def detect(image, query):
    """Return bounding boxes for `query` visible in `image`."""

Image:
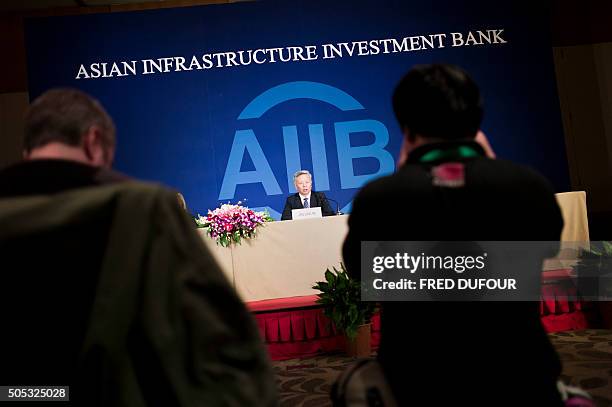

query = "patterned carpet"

[273,329,612,406]
[554,330,612,406]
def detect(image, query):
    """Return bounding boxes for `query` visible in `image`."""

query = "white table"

[200,191,589,301]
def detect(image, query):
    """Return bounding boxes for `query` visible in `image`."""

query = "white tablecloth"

[200,191,589,301]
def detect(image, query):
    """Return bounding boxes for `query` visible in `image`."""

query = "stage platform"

[201,191,594,360]
[247,295,380,361]
[249,269,601,361]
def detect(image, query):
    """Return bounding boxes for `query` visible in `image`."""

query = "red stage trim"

[540,269,598,333]
[248,295,381,361]
[251,270,598,361]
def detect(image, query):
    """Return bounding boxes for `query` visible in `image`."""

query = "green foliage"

[586,241,612,257]
[575,241,612,299]
[260,209,275,223]
[312,263,375,340]
[577,241,612,264]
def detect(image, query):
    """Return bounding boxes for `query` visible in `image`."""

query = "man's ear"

[475,130,496,158]
[404,127,417,143]
[396,129,413,169]
[82,126,107,166]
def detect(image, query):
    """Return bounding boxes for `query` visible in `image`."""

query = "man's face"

[294,174,312,195]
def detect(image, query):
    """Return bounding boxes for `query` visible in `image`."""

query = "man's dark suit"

[281,191,335,220]
[342,141,564,406]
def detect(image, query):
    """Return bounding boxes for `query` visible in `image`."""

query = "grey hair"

[293,170,312,183]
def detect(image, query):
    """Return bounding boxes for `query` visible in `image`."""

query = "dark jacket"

[342,141,564,406]
[281,191,335,220]
[0,168,277,406]
[0,159,129,197]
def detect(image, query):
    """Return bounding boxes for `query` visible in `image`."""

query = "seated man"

[281,170,335,220]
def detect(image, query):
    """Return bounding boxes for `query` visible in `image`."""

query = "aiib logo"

[218,81,395,218]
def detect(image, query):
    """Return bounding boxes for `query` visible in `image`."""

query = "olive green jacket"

[0,182,277,407]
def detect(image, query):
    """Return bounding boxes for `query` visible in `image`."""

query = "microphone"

[325,197,344,216]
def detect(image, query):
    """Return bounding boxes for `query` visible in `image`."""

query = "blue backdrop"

[25,0,568,218]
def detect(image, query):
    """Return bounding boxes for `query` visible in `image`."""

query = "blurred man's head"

[392,64,483,165]
[23,88,116,168]
[293,170,312,196]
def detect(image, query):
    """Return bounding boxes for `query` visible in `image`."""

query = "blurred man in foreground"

[0,88,277,406]
[343,64,565,406]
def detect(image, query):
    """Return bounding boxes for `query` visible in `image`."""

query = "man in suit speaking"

[281,170,335,220]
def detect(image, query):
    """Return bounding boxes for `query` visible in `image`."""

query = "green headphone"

[418,145,482,163]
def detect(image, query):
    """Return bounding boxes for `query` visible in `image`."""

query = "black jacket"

[281,191,335,220]
[343,141,564,406]
[0,159,129,197]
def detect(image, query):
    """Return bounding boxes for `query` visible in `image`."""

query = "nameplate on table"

[292,207,322,220]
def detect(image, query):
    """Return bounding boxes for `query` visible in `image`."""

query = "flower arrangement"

[195,202,273,247]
